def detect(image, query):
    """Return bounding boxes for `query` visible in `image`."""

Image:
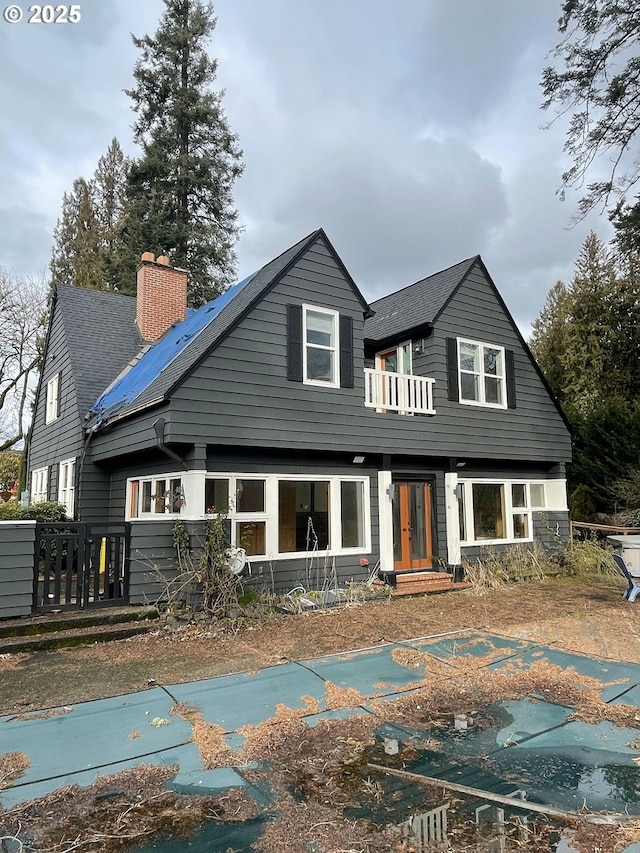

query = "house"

[27,229,571,600]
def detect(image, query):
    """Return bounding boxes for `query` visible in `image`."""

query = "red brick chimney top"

[136,253,188,343]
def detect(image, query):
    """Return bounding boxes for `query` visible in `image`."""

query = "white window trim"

[302,304,340,388]
[457,479,555,546]
[374,340,413,375]
[58,457,76,517]
[457,338,507,409]
[126,471,371,560]
[45,373,60,424]
[129,474,186,518]
[31,467,48,503]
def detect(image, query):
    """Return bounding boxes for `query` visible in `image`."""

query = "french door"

[392,481,433,571]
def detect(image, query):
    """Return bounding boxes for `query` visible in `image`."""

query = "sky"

[0,0,615,337]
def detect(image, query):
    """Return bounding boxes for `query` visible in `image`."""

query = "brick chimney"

[136,253,188,342]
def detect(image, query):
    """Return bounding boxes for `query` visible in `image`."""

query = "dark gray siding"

[129,521,178,605]
[0,522,36,618]
[27,302,83,508]
[115,449,379,594]
[422,268,571,461]
[149,246,568,465]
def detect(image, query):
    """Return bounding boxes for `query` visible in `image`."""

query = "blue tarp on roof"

[87,272,256,427]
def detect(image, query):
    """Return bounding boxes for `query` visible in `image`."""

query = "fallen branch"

[367,763,632,825]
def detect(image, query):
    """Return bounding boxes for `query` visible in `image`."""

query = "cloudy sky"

[1,0,614,335]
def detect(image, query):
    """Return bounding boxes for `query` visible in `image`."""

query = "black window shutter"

[446,338,459,401]
[286,304,303,382]
[339,315,354,388]
[505,349,516,408]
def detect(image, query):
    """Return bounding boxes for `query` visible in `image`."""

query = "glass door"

[392,482,433,570]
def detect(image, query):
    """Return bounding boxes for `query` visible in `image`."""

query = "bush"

[569,484,598,522]
[0,501,69,523]
[563,540,619,579]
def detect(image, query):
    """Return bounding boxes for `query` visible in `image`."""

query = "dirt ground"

[1,577,639,715]
[1,577,640,853]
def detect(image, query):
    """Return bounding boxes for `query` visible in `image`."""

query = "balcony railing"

[364,368,436,416]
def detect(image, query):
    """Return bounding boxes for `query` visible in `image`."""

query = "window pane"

[236,479,265,513]
[513,513,529,539]
[341,481,364,548]
[306,310,335,346]
[511,484,526,508]
[169,478,183,513]
[484,376,503,405]
[380,349,398,372]
[458,485,466,542]
[130,481,139,518]
[460,372,479,401]
[459,342,479,372]
[278,481,329,552]
[530,484,545,507]
[484,347,502,376]
[307,347,334,382]
[236,521,265,556]
[472,483,505,539]
[154,479,166,513]
[205,479,229,514]
[142,481,152,513]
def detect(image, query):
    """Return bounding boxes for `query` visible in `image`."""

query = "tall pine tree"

[124,0,244,307]
[93,138,131,292]
[49,140,131,292]
[50,178,103,290]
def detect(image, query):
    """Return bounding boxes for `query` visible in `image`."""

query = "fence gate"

[33,522,130,611]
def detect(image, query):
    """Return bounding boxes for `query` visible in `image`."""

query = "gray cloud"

[0,0,615,336]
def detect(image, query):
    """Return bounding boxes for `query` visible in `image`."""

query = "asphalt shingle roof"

[364,256,478,343]
[85,229,322,429]
[56,285,141,419]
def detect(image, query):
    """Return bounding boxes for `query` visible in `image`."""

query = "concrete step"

[0,606,160,654]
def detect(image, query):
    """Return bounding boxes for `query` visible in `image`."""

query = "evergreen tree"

[49,140,131,292]
[530,231,640,511]
[529,280,570,402]
[93,138,131,292]
[562,233,619,407]
[50,178,103,290]
[124,0,244,307]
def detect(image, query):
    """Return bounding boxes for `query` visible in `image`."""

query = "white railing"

[364,368,436,415]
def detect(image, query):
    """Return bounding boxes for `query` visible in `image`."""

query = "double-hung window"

[458,339,506,407]
[31,467,48,503]
[303,305,339,386]
[45,373,60,423]
[58,458,76,517]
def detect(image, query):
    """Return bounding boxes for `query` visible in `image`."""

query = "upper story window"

[376,341,412,375]
[457,339,506,408]
[31,467,48,503]
[303,305,339,386]
[45,373,60,424]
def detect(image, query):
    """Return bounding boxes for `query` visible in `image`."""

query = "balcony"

[364,368,436,416]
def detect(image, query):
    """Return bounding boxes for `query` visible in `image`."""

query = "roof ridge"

[369,255,478,306]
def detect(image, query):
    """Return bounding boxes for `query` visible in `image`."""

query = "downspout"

[153,417,188,470]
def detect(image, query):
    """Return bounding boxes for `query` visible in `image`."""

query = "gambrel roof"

[364,256,477,344]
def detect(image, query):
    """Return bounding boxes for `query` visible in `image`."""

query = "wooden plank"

[367,763,632,825]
